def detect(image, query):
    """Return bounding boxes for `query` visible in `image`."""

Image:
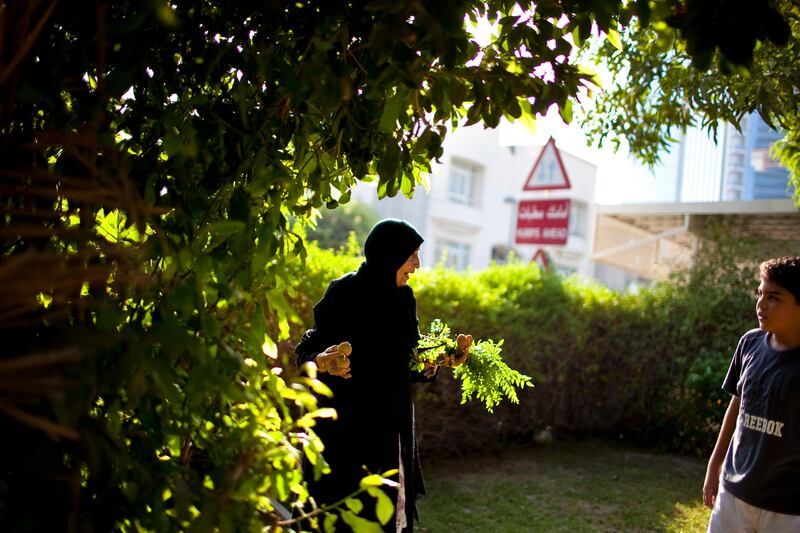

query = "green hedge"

[283,241,755,457]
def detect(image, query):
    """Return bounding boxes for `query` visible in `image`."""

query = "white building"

[357,124,599,278]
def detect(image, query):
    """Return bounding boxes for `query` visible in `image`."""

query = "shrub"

[285,239,766,457]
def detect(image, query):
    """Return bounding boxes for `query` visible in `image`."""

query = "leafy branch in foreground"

[287,469,398,533]
[413,320,532,412]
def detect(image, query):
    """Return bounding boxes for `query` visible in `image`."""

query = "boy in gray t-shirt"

[703,256,800,532]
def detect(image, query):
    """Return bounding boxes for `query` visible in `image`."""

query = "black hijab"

[357,219,424,292]
[351,219,424,354]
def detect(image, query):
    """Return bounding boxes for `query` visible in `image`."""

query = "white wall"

[423,125,523,269]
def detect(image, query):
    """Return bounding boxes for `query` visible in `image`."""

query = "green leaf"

[261,334,278,360]
[366,487,395,525]
[377,143,400,184]
[559,99,573,124]
[229,186,250,222]
[310,406,337,418]
[606,29,623,51]
[571,26,582,47]
[379,90,406,133]
[577,65,603,89]
[206,220,246,240]
[359,474,386,488]
[345,497,364,514]
[400,173,414,198]
[340,510,383,533]
[506,97,522,119]
[517,108,537,135]
[324,514,339,532]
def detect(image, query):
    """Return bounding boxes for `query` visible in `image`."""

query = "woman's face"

[396,247,421,287]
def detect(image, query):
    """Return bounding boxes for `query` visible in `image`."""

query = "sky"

[465,13,682,205]
[497,108,681,205]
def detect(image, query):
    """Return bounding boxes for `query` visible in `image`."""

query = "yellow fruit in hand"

[456,334,472,352]
[338,341,352,356]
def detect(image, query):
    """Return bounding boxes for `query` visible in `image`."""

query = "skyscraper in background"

[678,112,792,203]
[742,113,792,199]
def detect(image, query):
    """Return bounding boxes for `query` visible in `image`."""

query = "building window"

[435,240,471,270]
[491,244,512,264]
[448,158,483,207]
[555,264,577,277]
[569,201,586,238]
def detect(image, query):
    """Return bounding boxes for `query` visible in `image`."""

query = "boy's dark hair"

[760,256,800,303]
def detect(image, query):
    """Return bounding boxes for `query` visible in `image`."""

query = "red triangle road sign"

[523,137,571,191]
[531,248,550,270]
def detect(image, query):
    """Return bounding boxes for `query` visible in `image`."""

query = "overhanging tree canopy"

[581,0,800,202]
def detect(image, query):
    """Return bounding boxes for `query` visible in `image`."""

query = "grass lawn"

[416,440,709,533]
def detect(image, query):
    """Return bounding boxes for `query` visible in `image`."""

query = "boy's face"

[756,279,800,339]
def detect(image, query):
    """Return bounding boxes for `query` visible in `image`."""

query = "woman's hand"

[443,334,472,368]
[315,342,352,378]
[422,361,439,378]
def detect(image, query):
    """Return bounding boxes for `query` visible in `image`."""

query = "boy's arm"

[703,395,740,509]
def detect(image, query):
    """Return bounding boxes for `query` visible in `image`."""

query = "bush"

[285,239,763,457]
[306,202,380,251]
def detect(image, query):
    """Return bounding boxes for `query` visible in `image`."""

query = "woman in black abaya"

[295,219,468,532]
